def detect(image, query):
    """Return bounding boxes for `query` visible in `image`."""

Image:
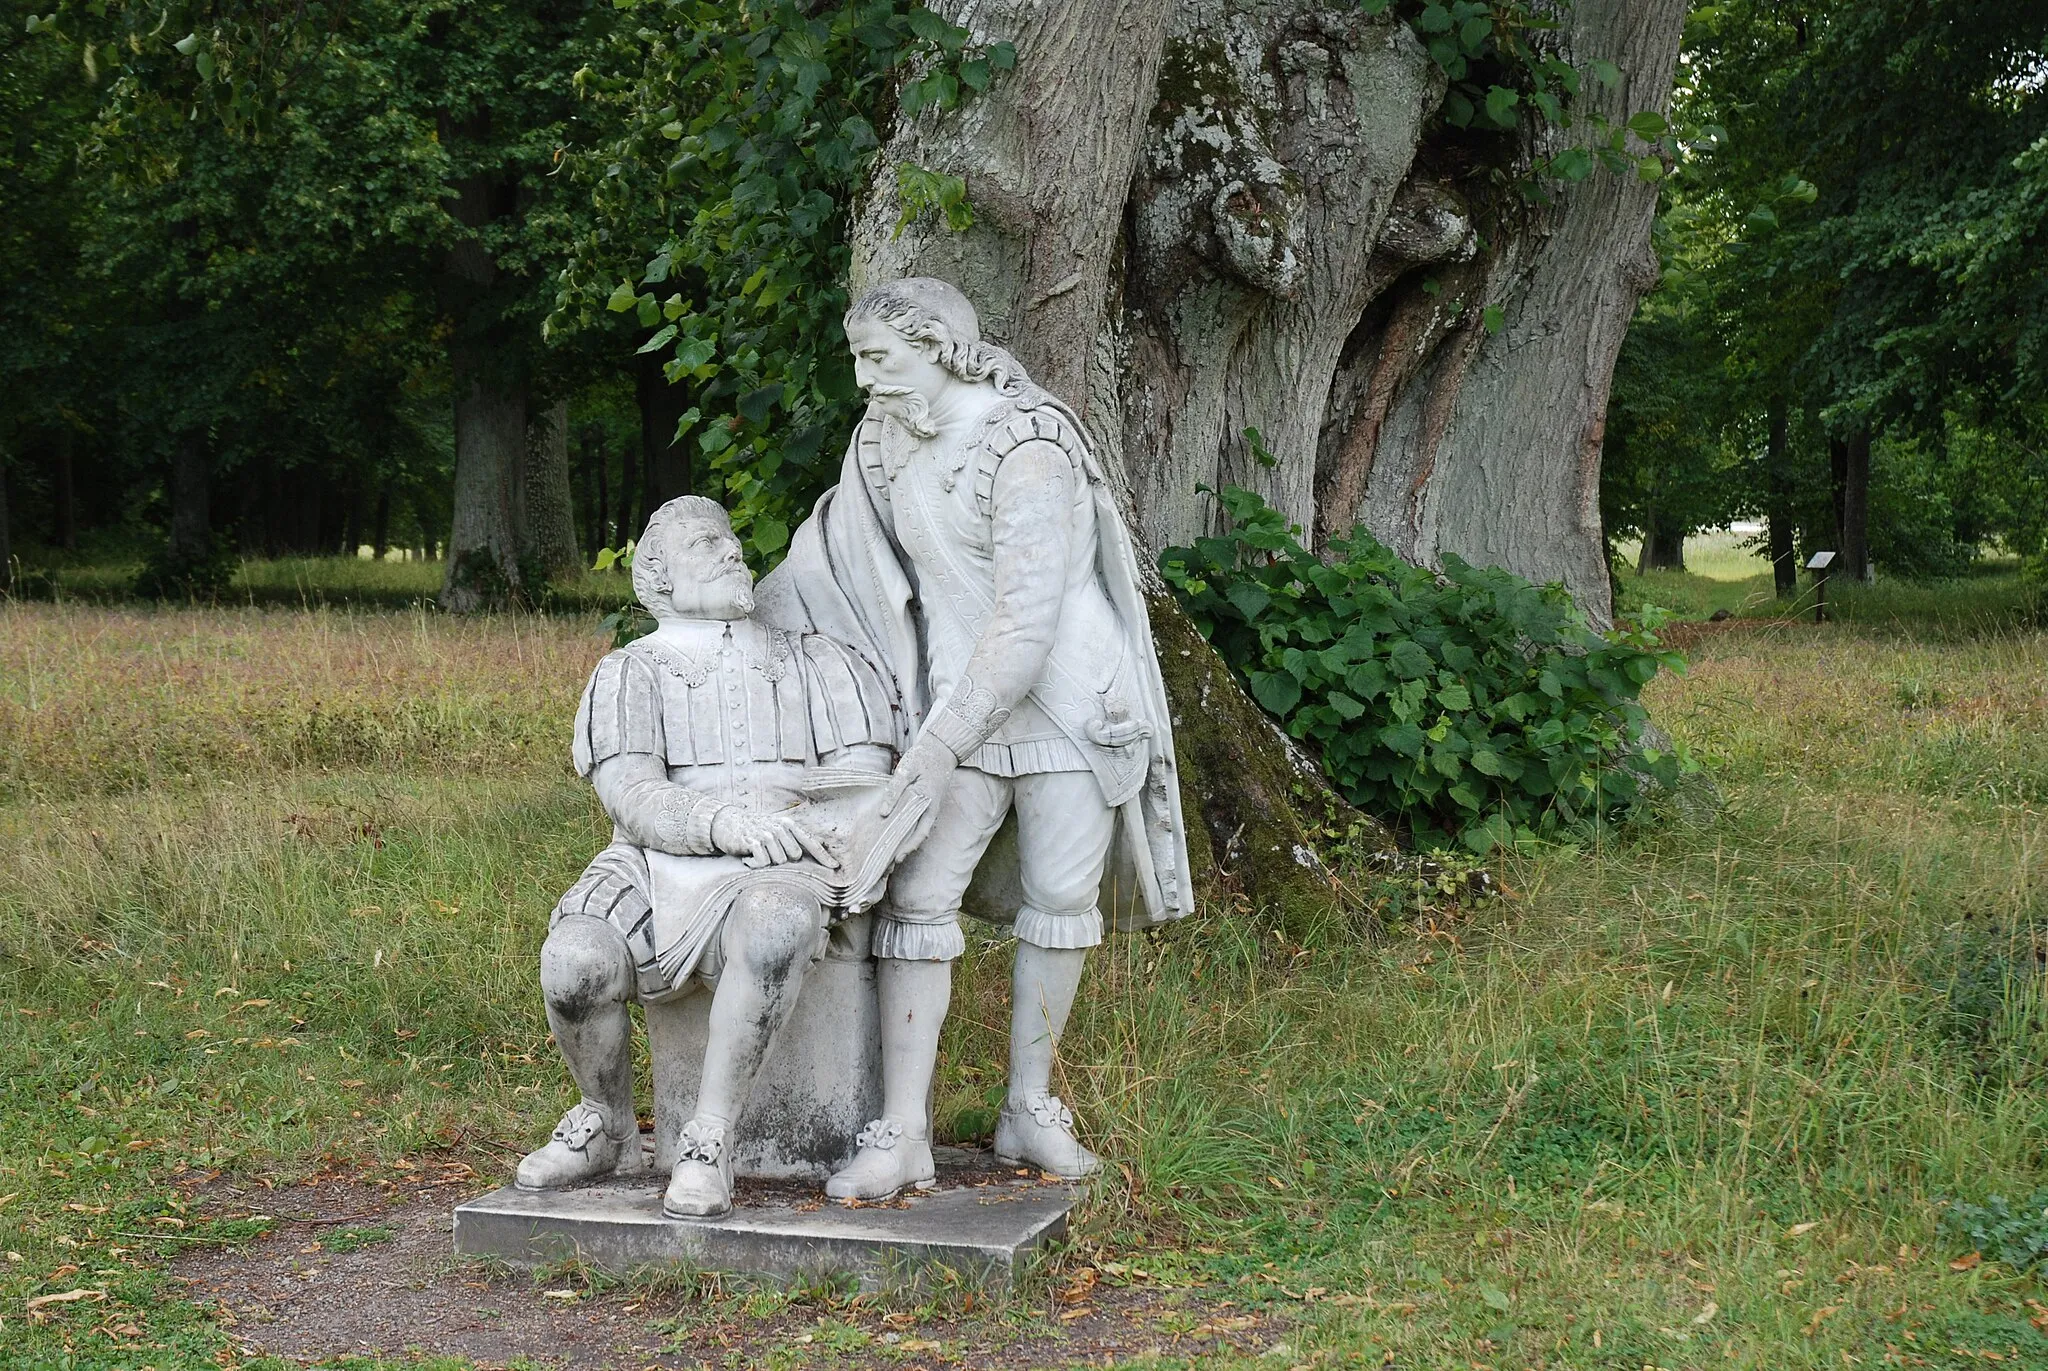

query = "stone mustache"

[523,277,1192,1218]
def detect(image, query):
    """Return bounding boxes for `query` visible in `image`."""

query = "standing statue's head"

[844,277,1033,438]
[633,496,755,623]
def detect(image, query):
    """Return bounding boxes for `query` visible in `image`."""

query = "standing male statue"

[520,496,900,1218]
[757,278,1194,1201]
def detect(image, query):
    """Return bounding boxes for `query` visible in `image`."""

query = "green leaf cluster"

[1162,486,1691,853]
[554,2,1009,566]
[1939,1189,2048,1275]
[1363,0,1674,205]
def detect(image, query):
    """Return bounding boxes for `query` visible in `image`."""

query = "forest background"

[1,0,2044,608]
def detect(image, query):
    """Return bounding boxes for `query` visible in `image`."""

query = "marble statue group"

[517,277,1193,1219]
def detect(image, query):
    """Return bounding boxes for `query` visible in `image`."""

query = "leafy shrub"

[1161,486,1689,851]
[1939,1188,2048,1274]
[131,535,238,601]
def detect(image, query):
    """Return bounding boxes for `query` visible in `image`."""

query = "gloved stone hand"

[878,732,958,853]
[711,807,837,868]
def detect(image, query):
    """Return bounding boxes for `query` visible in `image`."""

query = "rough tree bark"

[850,0,1684,901]
[1831,428,1872,583]
[439,110,547,612]
[522,399,584,580]
[859,0,1682,624]
[168,432,212,565]
[1636,517,1686,572]
[443,334,528,612]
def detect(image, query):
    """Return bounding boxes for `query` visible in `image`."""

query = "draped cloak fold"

[756,392,1195,933]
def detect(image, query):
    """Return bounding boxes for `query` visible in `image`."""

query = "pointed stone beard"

[864,386,937,440]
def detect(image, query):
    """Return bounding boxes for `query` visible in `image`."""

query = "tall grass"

[1,590,2045,1368]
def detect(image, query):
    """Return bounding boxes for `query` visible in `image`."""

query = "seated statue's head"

[633,496,755,623]
[844,277,1032,438]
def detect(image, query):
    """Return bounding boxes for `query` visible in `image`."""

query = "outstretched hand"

[712,808,838,869]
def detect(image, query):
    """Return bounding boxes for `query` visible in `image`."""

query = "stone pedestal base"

[647,919,881,1181]
[453,1165,1077,1288]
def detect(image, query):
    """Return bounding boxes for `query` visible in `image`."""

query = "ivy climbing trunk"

[850,0,1684,898]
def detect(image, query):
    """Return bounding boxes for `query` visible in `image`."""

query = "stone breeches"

[877,767,1115,961]
[550,843,682,1000]
[552,843,824,1001]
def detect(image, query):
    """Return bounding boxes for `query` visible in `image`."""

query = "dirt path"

[170,1175,1280,1369]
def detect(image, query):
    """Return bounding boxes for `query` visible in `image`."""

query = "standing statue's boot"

[994,1093,1099,1179]
[516,1100,645,1191]
[824,1118,937,1201]
[663,1116,735,1219]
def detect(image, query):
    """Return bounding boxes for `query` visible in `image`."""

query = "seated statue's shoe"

[515,1100,644,1191]
[662,1116,734,1220]
[823,1118,936,1201]
[994,1093,1099,1179]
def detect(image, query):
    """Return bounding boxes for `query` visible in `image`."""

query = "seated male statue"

[517,495,898,1219]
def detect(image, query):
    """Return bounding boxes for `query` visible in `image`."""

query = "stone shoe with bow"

[663,1116,735,1219]
[994,1093,1099,1178]
[515,1100,645,1191]
[823,1117,937,1201]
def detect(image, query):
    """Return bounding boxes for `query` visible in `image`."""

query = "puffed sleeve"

[800,634,900,757]
[571,649,666,777]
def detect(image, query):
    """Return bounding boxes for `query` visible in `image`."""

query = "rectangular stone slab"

[453,1172,1078,1288]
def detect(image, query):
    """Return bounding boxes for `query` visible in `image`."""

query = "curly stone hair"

[844,277,1036,397]
[632,495,732,613]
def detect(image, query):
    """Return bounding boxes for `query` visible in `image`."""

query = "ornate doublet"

[573,619,896,811]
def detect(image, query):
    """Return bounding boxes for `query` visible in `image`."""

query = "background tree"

[1605,0,2048,588]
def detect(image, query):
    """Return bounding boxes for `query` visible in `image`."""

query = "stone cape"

[754,384,1196,934]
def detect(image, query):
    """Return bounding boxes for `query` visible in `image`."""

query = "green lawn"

[29,550,635,614]
[2,571,2045,1368]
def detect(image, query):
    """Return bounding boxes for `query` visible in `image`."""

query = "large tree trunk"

[438,111,539,612]
[850,0,1684,889]
[637,349,694,507]
[168,431,212,565]
[1636,516,1686,572]
[857,0,1682,626]
[443,339,528,612]
[1831,427,1872,583]
[521,399,583,580]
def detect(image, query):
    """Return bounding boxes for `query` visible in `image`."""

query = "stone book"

[648,772,929,984]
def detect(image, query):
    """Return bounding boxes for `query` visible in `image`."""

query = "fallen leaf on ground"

[28,1289,107,1313]
[1950,1252,1983,1272]
[1693,1301,1718,1325]
[1786,1221,1819,1237]
[1803,1304,1840,1336]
